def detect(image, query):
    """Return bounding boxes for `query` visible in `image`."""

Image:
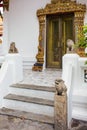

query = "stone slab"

[0,107,54,125]
[11,84,56,92]
[4,94,54,106]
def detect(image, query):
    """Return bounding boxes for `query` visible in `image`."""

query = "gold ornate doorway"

[32,0,86,71]
[46,13,74,68]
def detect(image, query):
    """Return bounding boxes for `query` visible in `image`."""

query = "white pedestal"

[5,53,23,83]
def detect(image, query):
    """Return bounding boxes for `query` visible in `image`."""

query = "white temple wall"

[2,0,87,69]
[3,0,50,69]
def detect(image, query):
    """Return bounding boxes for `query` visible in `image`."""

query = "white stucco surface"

[0,54,23,108]
[2,0,87,69]
[3,0,50,62]
[62,54,87,124]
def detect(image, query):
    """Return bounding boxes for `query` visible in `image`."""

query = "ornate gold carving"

[51,0,72,3]
[74,11,85,42]
[32,45,44,71]
[33,0,86,70]
[32,15,45,71]
[38,15,45,47]
[37,1,86,16]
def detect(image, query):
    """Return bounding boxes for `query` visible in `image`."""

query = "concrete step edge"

[11,83,56,92]
[4,94,54,106]
[0,107,54,125]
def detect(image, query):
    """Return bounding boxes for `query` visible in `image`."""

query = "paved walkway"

[0,114,87,130]
[0,114,54,130]
[20,69,62,87]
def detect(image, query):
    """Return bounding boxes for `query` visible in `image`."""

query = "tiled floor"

[20,69,62,87]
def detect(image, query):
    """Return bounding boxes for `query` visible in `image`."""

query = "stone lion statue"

[67,39,74,52]
[9,42,18,53]
[55,79,67,96]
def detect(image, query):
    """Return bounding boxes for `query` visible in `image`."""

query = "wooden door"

[46,13,74,68]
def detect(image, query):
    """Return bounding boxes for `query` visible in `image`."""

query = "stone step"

[9,84,55,100]
[11,83,56,92]
[4,94,54,106]
[3,94,54,116]
[0,107,54,125]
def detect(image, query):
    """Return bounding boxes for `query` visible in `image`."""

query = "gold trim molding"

[37,1,86,16]
[32,0,86,70]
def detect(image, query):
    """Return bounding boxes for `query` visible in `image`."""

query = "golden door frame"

[32,0,86,70]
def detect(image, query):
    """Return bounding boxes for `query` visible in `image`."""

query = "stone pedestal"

[54,94,67,130]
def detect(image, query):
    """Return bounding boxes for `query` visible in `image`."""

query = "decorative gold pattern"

[32,15,45,71]
[76,47,86,57]
[33,0,86,70]
[32,45,44,71]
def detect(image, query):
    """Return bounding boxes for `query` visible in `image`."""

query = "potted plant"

[75,24,87,57]
[85,60,87,65]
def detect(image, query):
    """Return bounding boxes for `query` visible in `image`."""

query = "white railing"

[62,63,73,128]
[62,53,87,127]
[0,53,23,108]
[62,54,79,128]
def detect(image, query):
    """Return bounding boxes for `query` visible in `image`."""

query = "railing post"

[54,79,67,130]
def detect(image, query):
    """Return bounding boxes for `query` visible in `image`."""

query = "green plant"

[75,24,87,48]
[85,60,87,65]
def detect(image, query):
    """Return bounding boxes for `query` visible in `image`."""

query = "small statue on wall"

[55,79,67,96]
[67,39,75,53]
[8,42,18,53]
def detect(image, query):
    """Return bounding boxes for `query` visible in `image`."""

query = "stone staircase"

[1,83,55,125]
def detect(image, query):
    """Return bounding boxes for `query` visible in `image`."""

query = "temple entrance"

[46,13,74,69]
[32,0,86,71]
